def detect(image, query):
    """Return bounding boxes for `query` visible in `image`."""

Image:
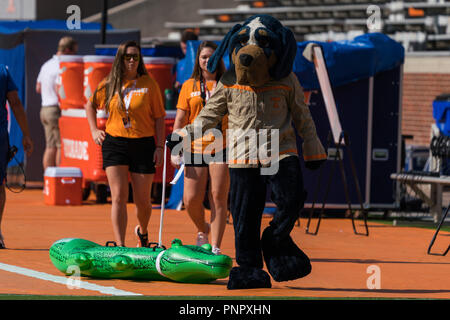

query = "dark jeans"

[229,156,306,269]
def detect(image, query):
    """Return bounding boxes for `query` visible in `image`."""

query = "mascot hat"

[207,14,298,85]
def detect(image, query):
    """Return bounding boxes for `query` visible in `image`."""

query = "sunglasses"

[123,53,140,61]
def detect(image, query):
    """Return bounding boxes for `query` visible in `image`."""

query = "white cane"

[158,142,185,248]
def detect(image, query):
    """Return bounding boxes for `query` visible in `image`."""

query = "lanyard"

[122,80,137,115]
[199,79,216,107]
[200,79,206,107]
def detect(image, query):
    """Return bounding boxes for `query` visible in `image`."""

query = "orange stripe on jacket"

[280,148,298,155]
[223,84,292,92]
[304,153,327,161]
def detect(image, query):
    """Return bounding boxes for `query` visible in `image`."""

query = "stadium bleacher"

[164,0,450,51]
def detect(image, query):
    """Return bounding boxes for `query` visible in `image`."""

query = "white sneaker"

[212,246,221,255]
[196,223,210,246]
[196,232,208,246]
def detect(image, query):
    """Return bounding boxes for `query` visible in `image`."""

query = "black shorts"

[102,133,156,174]
[184,149,227,167]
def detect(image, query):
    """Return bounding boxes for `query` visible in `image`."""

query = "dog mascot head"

[207,14,297,87]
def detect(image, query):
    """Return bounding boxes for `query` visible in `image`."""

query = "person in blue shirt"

[0,64,33,249]
[174,29,198,93]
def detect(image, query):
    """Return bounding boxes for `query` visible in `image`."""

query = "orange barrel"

[143,57,176,102]
[57,55,84,109]
[59,108,108,185]
[83,55,114,103]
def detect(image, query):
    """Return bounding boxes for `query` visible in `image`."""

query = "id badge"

[122,116,131,129]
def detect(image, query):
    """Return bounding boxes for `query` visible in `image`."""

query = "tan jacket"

[183,70,326,168]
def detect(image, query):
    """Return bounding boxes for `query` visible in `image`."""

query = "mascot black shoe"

[262,226,312,282]
[227,266,272,290]
[179,15,327,289]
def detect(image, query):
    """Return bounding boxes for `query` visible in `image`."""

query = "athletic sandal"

[135,225,149,248]
[196,223,210,247]
[212,246,221,255]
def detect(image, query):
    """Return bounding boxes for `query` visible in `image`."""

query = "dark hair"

[97,40,148,113]
[181,29,198,43]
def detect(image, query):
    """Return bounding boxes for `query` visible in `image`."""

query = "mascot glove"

[171,154,183,166]
[166,132,183,153]
[305,159,326,171]
[302,43,316,62]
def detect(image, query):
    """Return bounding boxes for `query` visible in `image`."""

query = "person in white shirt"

[36,36,78,171]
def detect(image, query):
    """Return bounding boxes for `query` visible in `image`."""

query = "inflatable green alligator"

[49,238,232,283]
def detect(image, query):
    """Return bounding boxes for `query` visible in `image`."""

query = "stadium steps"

[163,0,450,51]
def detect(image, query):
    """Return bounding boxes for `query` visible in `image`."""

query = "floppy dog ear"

[271,26,297,80]
[207,23,242,74]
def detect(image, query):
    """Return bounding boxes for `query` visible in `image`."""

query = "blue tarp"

[433,99,450,137]
[295,32,404,90]
[0,19,113,33]
[179,33,404,90]
[0,20,113,166]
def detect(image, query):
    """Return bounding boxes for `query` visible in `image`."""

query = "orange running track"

[0,188,449,298]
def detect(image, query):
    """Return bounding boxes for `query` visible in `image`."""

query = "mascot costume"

[167,14,327,289]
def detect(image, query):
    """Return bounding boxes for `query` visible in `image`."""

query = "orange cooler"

[83,55,114,102]
[57,55,85,109]
[59,108,108,186]
[144,57,176,101]
[44,167,83,205]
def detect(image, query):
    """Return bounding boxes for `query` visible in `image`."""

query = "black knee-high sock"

[262,156,311,281]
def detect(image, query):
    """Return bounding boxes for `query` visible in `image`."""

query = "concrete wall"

[0,0,36,20]
[83,0,227,40]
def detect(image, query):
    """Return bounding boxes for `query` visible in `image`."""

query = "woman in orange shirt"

[171,41,228,255]
[85,40,165,247]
